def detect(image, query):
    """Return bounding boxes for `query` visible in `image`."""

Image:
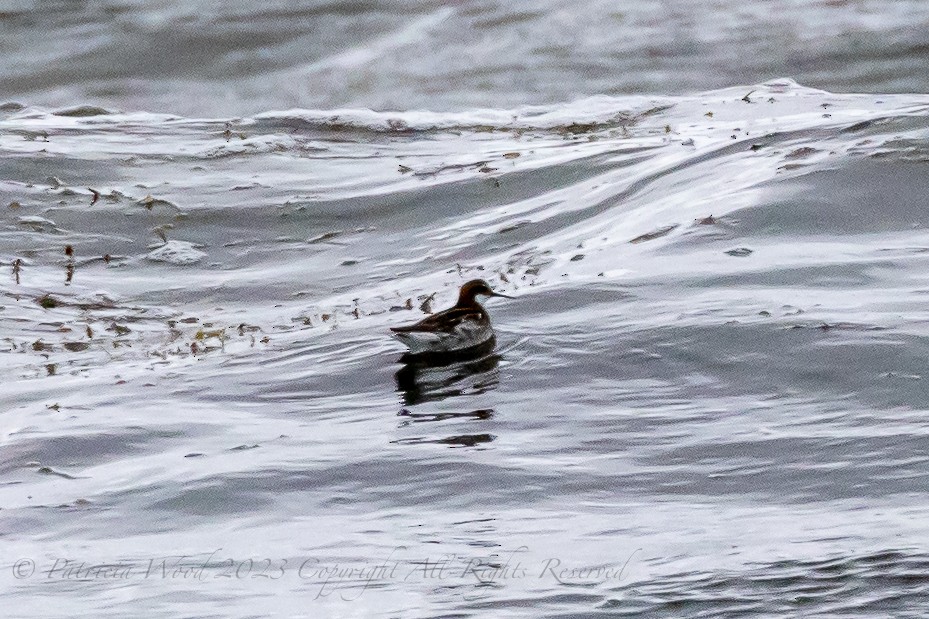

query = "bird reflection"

[390,432,495,448]
[394,350,501,406]
[394,410,496,446]
[397,408,494,425]
[392,349,500,447]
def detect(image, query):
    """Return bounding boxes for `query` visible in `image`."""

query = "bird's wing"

[390,307,484,333]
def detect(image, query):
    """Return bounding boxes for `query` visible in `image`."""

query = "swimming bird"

[390,279,512,358]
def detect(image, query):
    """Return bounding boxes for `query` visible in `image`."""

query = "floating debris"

[725,247,753,257]
[307,231,344,244]
[195,328,226,342]
[64,245,75,284]
[419,293,436,314]
[107,323,131,336]
[37,466,77,479]
[18,215,59,233]
[784,321,886,332]
[785,147,820,160]
[153,226,170,243]
[559,121,600,135]
[138,195,179,211]
[630,224,678,244]
[102,190,127,203]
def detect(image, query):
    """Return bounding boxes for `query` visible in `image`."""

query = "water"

[4,0,929,116]
[4,2,929,618]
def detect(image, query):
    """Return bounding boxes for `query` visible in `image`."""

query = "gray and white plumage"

[390,279,511,356]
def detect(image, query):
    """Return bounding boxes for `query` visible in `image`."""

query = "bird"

[390,279,512,359]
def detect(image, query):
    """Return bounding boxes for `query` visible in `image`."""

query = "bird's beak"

[490,292,514,299]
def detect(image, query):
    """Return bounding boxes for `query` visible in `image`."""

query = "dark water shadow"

[394,350,501,406]
[397,336,496,366]
[397,408,494,425]
[391,433,496,448]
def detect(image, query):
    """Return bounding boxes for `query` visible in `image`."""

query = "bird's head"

[457,279,513,306]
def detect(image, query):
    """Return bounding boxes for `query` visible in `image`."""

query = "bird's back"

[390,305,493,353]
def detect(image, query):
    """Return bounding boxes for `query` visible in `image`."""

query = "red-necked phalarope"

[390,279,513,356]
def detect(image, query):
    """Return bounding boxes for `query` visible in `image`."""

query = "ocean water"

[4,2,929,618]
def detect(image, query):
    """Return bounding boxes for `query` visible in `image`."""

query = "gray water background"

[4,1,929,617]
[4,0,929,115]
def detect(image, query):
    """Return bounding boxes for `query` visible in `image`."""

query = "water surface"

[3,78,929,616]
